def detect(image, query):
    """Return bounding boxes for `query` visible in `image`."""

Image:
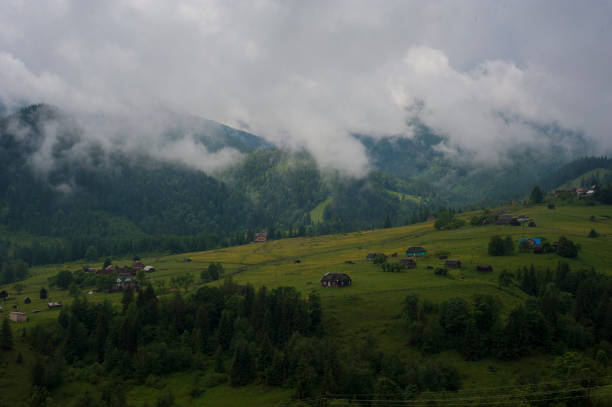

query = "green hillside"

[309,197,332,224]
[560,168,612,189]
[2,203,612,405]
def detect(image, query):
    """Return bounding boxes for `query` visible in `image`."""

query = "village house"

[143,265,155,273]
[445,259,462,269]
[115,276,138,291]
[9,311,28,322]
[400,258,417,269]
[48,302,62,309]
[520,238,542,249]
[366,253,387,261]
[254,231,267,242]
[554,188,576,197]
[405,247,427,256]
[496,214,520,226]
[133,261,145,270]
[320,272,352,287]
[476,264,493,272]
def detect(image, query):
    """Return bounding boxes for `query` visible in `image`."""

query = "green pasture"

[309,196,332,224]
[1,203,612,405]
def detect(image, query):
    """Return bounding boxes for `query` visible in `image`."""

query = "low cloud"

[0,1,610,175]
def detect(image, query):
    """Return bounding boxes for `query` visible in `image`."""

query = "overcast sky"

[1,1,611,175]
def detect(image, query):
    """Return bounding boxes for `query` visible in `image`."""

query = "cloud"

[0,1,610,175]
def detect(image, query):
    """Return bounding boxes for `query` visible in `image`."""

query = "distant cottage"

[320,272,352,287]
[445,259,462,269]
[366,253,386,261]
[115,277,138,291]
[400,258,417,269]
[9,311,28,322]
[254,231,268,243]
[476,264,493,272]
[496,214,520,226]
[48,302,63,309]
[405,247,427,256]
[520,238,542,249]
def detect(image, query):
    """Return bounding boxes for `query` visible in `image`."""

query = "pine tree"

[39,287,48,299]
[230,342,255,386]
[1,317,13,350]
[121,288,134,312]
[217,310,234,351]
[529,186,544,204]
[383,215,391,228]
[214,346,225,373]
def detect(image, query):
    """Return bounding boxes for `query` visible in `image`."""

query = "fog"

[1,1,610,175]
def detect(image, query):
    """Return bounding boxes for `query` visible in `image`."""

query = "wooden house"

[9,311,28,322]
[400,258,417,269]
[434,268,447,276]
[520,238,542,249]
[496,214,520,226]
[320,272,352,287]
[254,231,268,242]
[445,259,462,269]
[405,247,427,256]
[115,277,138,291]
[476,264,493,272]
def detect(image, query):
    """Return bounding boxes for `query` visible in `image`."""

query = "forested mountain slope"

[0,104,596,265]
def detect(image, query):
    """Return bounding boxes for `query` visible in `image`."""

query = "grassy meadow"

[1,203,612,405]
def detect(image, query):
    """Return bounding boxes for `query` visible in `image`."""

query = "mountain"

[0,104,594,264]
[356,123,587,207]
[536,156,612,191]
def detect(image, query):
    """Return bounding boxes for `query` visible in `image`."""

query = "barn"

[405,247,427,256]
[400,258,417,269]
[445,259,462,269]
[9,312,28,322]
[320,272,352,287]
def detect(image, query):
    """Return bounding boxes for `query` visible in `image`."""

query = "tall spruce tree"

[1,317,13,350]
[529,186,544,204]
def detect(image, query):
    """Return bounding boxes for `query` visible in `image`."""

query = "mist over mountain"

[0,103,595,258]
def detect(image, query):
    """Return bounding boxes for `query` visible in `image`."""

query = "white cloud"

[0,1,610,175]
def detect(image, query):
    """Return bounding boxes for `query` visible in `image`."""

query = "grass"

[560,168,612,189]
[386,189,422,203]
[309,197,332,224]
[1,202,612,405]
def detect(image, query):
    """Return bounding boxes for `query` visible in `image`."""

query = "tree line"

[404,262,612,376]
[14,278,463,406]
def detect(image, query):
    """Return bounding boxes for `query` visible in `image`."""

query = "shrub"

[588,229,600,238]
[557,236,579,258]
[488,236,514,256]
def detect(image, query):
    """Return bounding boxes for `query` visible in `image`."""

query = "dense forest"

[0,277,463,406]
[405,262,612,376]
[3,262,612,405]
[0,105,608,273]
